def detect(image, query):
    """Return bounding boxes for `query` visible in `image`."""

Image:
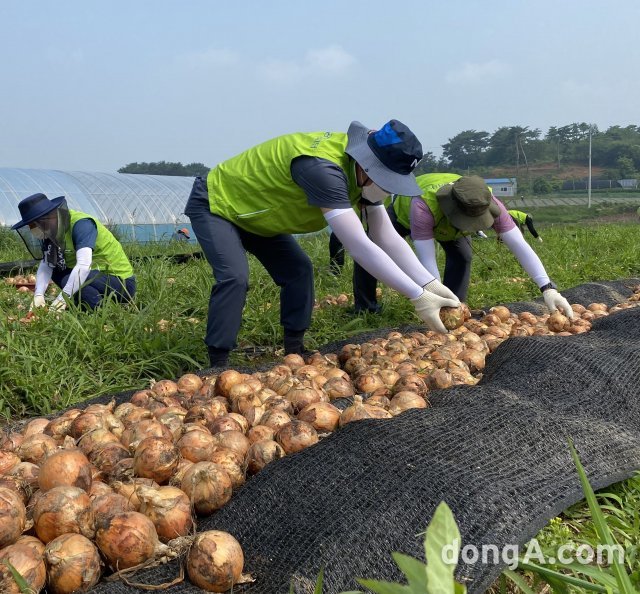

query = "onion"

[245,440,285,475]
[95,511,166,570]
[588,302,608,312]
[121,419,173,453]
[208,414,243,435]
[207,448,246,488]
[77,428,120,456]
[117,404,154,426]
[354,372,386,394]
[0,486,27,547]
[283,353,306,370]
[17,433,58,464]
[90,443,131,476]
[0,450,20,475]
[180,462,233,515]
[137,485,194,542]
[170,459,194,486]
[297,402,341,432]
[439,305,466,330]
[0,432,23,452]
[151,379,179,399]
[16,535,46,555]
[0,475,30,504]
[88,480,113,499]
[324,368,350,381]
[177,373,203,395]
[33,486,94,543]
[322,377,355,400]
[177,430,217,463]
[23,418,50,438]
[111,478,158,510]
[247,425,276,444]
[286,383,323,413]
[546,312,571,332]
[428,369,453,390]
[260,409,292,432]
[38,448,92,492]
[339,396,393,427]
[214,370,244,398]
[184,404,224,428]
[214,431,250,460]
[187,530,244,592]
[294,364,323,381]
[0,542,46,594]
[133,437,180,484]
[392,374,429,397]
[338,344,361,364]
[91,492,136,527]
[8,461,40,489]
[389,391,427,415]
[43,416,76,443]
[275,420,319,454]
[365,394,391,409]
[45,534,102,594]
[227,412,249,434]
[262,395,294,414]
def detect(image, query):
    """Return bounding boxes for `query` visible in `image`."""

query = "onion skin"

[0,542,47,594]
[95,511,163,571]
[132,437,180,484]
[91,492,136,528]
[180,462,233,515]
[38,448,93,492]
[137,485,194,542]
[33,486,95,543]
[245,440,285,475]
[297,402,341,432]
[187,530,244,593]
[275,420,318,454]
[0,486,27,548]
[17,434,58,464]
[247,425,276,444]
[45,533,102,594]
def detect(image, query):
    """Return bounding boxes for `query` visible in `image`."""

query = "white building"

[484,178,518,198]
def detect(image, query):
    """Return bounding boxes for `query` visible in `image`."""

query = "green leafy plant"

[3,560,32,593]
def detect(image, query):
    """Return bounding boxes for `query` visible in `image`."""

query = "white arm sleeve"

[363,204,435,287]
[35,260,53,296]
[413,239,441,282]
[324,209,424,299]
[59,247,93,297]
[500,227,550,287]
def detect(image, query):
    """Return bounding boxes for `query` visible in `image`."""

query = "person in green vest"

[186,120,462,368]
[12,193,136,311]
[508,209,542,241]
[352,174,573,317]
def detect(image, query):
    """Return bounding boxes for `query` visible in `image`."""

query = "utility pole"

[588,125,593,208]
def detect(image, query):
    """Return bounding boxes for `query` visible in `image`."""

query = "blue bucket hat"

[345,119,423,196]
[12,193,66,230]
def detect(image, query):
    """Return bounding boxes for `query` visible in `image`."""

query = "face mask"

[361,182,390,204]
[30,226,45,240]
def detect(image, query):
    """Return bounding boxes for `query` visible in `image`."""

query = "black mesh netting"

[46,280,640,593]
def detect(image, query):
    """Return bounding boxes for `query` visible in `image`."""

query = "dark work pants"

[51,269,136,309]
[328,231,345,275]
[185,177,314,352]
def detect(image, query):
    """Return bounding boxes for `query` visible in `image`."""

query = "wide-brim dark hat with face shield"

[436,176,501,232]
[11,193,66,229]
[345,119,423,196]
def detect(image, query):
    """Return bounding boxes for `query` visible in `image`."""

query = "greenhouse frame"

[0,168,196,242]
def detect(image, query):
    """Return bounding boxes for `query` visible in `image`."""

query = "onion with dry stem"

[137,485,194,542]
[297,402,341,432]
[181,462,233,515]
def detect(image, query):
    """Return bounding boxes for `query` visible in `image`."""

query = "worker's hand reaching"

[422,279,459,302]
[49,297,68,313]
[30,294,46,311]
[411,288,461,334]
[543,288,573,318]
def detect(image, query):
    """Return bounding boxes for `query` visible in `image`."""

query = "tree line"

[416,123,640,179]
[118,123,640,182]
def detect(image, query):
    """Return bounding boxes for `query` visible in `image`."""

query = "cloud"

[305,45,356,74]
[445,60,509,84]
[256,45,356,83]
[178,48,240,70]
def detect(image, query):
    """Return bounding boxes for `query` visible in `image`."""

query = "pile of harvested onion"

[1,292,639,592]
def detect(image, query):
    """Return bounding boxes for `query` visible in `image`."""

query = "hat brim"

[11,196,66,230]
[436,185,501,232]
[345,121,422,197]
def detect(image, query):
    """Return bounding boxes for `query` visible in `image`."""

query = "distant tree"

[532,177,553,195]
[414,151,449,175]
[441,130,490,169]
[616,156,637,178]
[118,161,210,177]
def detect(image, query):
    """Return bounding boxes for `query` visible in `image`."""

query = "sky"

[1,0,638,172]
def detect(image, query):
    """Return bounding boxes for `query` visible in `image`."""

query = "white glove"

[30,294,46,311]
[543,289,573,319]
[537,237,543,243]
[411,290,460,334]
[423,279,460,302]
[49,296,68,313]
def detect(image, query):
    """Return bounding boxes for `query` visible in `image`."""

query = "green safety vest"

[63,210,134,279]
[206,132,361,236]
[508,210,528,226]
[393,173,467,242]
